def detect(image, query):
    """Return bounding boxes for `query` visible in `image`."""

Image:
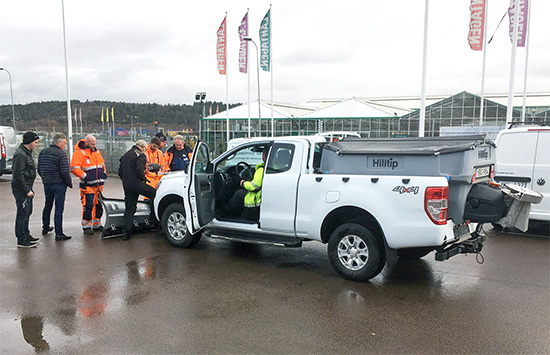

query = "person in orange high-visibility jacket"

[70,135,107,235]
[144,137,165,191]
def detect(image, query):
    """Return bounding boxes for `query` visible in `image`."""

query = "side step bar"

[205,230,302,248]
[435,230,486,261]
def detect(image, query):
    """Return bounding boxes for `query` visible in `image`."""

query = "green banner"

[259,9,270,71]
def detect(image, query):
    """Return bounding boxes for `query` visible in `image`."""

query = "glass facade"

[202,92,550,155]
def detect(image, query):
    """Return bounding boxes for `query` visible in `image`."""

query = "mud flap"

[98,194,155,238]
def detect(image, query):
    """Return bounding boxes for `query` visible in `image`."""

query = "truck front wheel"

[161,203,201,248]
[328,223,384,281]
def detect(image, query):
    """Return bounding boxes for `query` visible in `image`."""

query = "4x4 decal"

[392,185,420,195]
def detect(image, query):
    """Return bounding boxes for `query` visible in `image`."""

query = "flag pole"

[61,0,73,157]
[521,1,531,122]
[269,5,274,137]
[419,0,429,137]
[479,0,489,125]
[225,13,230,146]
[506,0,520,124]
[246,9,251,138]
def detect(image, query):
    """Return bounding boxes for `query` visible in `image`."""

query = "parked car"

[494,125,549,222]
[0,125,18,177]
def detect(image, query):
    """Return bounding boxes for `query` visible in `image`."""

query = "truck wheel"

[328,223,384,281]
[397,247,433,260]
[161,203,200,248]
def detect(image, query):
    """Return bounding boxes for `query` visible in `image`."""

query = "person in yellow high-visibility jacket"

[223,146,270,220]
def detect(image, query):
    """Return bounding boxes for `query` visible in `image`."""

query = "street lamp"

[195,92,206,139]
[0,68,17,130]
[243,37,261,136]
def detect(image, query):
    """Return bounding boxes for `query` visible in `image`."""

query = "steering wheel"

[236,161,254,181]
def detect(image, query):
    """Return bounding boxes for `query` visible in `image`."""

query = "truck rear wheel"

[161,203,201,248]
[328,223,384,281]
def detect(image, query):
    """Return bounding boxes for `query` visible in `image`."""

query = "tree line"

[0,100,239,132]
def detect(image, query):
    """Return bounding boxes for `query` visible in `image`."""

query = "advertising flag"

[106,107,109,122]
[217,16,227,75]
[79,107,82,123]
[238,12,248,73]
[101,107,104,122]
[74,108,77,124]
[111,107,114,122]
[508,0,529,47]
[468,0,486,51]
[259,9,271,71]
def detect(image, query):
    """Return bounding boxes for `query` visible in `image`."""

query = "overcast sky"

[0,0,548,107]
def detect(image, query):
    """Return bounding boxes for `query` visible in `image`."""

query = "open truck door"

[184,141,215,235]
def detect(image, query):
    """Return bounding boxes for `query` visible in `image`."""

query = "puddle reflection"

[20,315,50,353]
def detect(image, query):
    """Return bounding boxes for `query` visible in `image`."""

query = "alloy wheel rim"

[167,212,186,241]
[337,234,369,271]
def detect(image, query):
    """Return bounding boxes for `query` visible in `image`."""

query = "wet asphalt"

[0,175,549,354]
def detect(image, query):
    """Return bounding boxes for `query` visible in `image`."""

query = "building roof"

[204,100,315,120]
[298,97,396,119]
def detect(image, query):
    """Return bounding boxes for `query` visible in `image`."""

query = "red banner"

[468,0,486,51]
[217,16,227,75]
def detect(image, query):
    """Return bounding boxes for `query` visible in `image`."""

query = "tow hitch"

[435,224,486,261]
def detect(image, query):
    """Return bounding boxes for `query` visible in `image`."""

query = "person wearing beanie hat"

[22,131,39,145]
[12,132,40,247]
[155,132,168,153]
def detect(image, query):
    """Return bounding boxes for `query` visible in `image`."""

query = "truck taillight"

[425,186,448,225]
[0,133,6,159]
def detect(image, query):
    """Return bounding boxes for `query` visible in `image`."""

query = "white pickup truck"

[153,135,524,281]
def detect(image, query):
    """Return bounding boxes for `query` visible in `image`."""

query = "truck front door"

[184,141,214,234]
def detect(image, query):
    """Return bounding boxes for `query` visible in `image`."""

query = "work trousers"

[42,183,67,235]
[80,186,103,231]
[12,186,33,244]
[122,183,156,234]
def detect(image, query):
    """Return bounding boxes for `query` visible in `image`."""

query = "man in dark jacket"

[12,132,40,248]
[38,133,73,241]
[119,140,156,240]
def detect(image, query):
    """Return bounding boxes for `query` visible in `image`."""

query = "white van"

[0,126,18,177]
[494,126,549,222]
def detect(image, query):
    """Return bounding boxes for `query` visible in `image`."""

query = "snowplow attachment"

[98,194,156,238]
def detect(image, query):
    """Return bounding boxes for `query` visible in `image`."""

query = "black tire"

[161,203,200,248]
[397,247,433,260]
[328,223,385,282]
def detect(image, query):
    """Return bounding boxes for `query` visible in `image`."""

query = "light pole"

[0,68,17,130]
[243,37,261,136]
[195,92,206,140]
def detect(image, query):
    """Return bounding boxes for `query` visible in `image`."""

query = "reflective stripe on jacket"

[70,139,107,188]
[243,162,265,208]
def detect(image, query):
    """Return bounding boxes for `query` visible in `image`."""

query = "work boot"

[42,226,54,235]
[93,225,105,232]
[55,234,72,241]
[122,232,133,241]
[29,236,40,242]
[83,229,94,235]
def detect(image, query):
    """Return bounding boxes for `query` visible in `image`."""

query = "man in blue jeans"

[38,133,73,241]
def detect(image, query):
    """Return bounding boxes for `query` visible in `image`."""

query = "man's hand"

[240,180,245,187]
[26,191,34,198]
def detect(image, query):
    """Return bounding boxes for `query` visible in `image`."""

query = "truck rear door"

[260,142,303,234]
